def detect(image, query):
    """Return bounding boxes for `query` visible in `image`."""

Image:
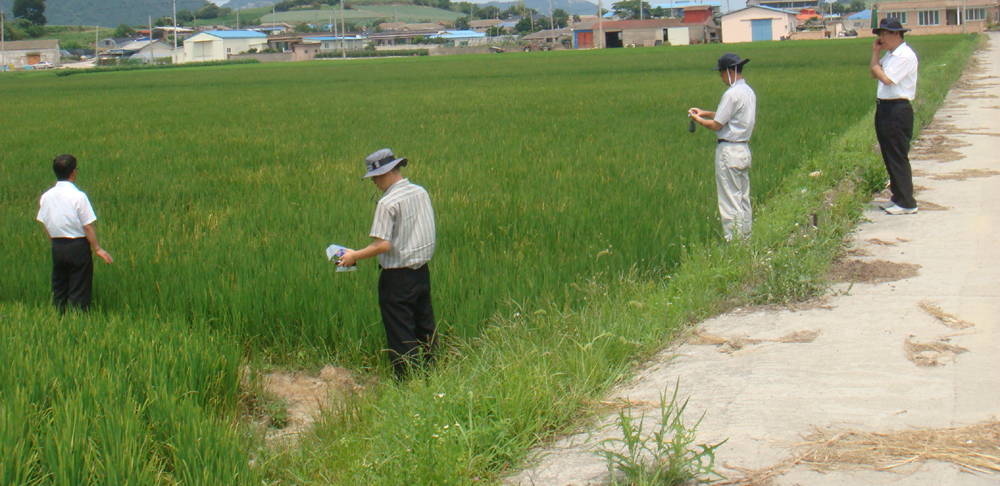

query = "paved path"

[508,32,1000,486]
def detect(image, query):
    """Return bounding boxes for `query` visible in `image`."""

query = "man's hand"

[872,38,884,54]
[96,248,113,264]
[337,249,359,268]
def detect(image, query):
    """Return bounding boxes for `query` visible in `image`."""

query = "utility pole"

[172,0,177,51]
[598,0,604,47]
[1,7,6,73]
[340,0,346,58]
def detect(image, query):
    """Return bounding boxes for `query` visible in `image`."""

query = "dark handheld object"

[689,119,696,133]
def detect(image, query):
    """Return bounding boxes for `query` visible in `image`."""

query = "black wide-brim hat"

[713,52,749,71]
[873,18,911,34]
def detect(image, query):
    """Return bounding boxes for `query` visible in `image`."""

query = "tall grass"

[0,37,939,367]
[0,303,257,485]
[0,34,981,484]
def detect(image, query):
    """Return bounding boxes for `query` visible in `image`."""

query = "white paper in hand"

[326,244,357,272]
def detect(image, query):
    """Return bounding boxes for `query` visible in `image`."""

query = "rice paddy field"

[0,35,980,484]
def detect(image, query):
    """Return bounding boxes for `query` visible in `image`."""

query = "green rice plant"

[598,384,726,485]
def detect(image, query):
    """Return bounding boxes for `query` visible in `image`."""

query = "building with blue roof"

[182,30,269,63]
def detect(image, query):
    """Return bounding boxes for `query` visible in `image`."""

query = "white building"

[1,39,61,69]
[720,5,798,43]
[183,30,268,63]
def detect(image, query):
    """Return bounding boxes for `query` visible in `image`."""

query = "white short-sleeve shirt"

[370,179,436,269]
[715,79,757,143]
[878,42,918,100]
[37,181,98,238]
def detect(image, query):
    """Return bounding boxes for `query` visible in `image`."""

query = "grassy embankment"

[0,34,980,484]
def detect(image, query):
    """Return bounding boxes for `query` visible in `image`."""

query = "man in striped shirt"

[339,149,437,378]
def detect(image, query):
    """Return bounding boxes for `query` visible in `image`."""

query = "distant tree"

[437,0,452,10]
[649,6,665,17]
[476,5,501,19]
[848,0,865,11]
[294,22,317,32]
[455,1,474,15]
[454,15,470,29]
[13,0,46,26]
[536,17,551,30]
[154,16,173,27]
[572,13,581,23]
[113,23,135,37]
[612,0,650,19]
[514,15,533,34]
[551,8,568,27]
[486,25,505,35]
[196,3,222,19]
[177,9,194,23]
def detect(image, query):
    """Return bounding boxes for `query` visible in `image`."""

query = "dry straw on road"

[720,420,1000,485]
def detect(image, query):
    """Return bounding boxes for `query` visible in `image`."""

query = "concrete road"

[507,32,1000,486]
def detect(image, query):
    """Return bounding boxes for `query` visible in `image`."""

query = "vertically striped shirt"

[370,179,436,269]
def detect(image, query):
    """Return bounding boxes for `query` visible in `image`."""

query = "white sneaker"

[884,204,918,215]
[878,201,895,209]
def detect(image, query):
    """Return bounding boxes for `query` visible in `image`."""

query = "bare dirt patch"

[904,335,969,367]
[916,200,949,211]
[845,247,872,257]
[911,133,971,162]
[249,365,364,443]
[929,169,1000,181]
[688,329,820,354]
[865,238,897,246]
[828,259,921,284]
[719,420,1000,485]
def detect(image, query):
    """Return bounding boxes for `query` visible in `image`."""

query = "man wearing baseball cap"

[871,18,919,215]
[689,52,757,241]
[338,148,437,378]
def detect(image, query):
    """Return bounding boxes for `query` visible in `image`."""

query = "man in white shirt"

[689,53,757,241]
[339,148,436,378]
[36,154,113,313]
[871,18,919,215]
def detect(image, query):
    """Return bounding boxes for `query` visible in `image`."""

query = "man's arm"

[338,238,390,267]
[83,223,113,264]
[870,41,894,84]
[688,108,723,131]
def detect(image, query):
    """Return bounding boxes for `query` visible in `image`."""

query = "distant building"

[304,35,368,53]
[1,39,61,68]
[522,28,573,48]
[871,0,999,35]
[650,0,721,17]
[182,30,268,62]
[573,17,716,48]
[720,5,798,42]
[748,0,819,12]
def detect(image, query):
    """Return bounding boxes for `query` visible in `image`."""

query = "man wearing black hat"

[871,18,919,215]
[338,148,437,378]
[689,53,757,241]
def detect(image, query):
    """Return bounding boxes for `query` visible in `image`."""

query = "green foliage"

[112,22,134,37]
[474,5,501,19]
[177,9,194,23]
[153,15,173,27]
[599,385,726,485]
[453,14,469,29]
[552,8,569,27]
[13,0,45,25]
[0,303,257,485]
[612,0,652,20]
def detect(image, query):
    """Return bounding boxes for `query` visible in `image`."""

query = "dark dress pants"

[875,100,917,209]
[51,238,93,313]
[378,264,436,377]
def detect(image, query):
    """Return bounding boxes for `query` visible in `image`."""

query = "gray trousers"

[715,141,752,241]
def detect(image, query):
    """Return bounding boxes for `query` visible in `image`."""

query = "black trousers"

[378,264,436,377]
[51,238,93,313]
[875,100,917,209]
